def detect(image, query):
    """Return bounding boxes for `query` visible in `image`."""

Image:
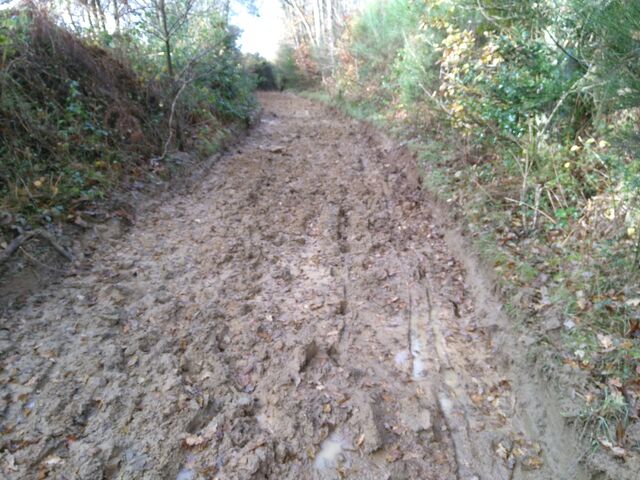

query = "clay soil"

[1,93,595,479]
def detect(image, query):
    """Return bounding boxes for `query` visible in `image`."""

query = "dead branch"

[155,41,225,162]
[160,80,188,161]
[504,197,557,225]
[0,229,75,266]
[18,246,68,273]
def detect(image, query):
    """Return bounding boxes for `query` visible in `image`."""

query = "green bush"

[274,44,314,90]
[0,7,256,227]
[324,0,640,450]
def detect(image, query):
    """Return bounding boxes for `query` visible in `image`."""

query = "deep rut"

[1,93,587,479]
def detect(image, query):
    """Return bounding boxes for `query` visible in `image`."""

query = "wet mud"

[1,93,590,479]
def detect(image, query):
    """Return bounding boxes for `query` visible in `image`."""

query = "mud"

[1,93,594,479]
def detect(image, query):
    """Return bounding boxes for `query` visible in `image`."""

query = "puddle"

[314,431,349,470]
[394,349,410,366]
[438,394,454,415]
[411,337,425,379]
[176,468,195,480]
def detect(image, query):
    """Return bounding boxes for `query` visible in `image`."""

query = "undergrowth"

[0,6,257,240]
[298,0,640,459]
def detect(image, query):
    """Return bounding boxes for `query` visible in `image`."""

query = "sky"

[0,0,288,60]
[231,0,287,61]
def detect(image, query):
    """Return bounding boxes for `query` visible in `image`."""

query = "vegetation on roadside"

[283,0,640,458]
[0,2,257,241]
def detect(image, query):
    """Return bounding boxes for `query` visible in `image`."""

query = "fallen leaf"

[495,442,510,460]
[609,378,623,390]
[385,445,403,463]
[597,333,614,351]
[598,436,626,458]
[521,456,544,471]
[43,455,63,467]
[183,435,207,447]
[616,422,626,444]
[626,298,640,308]
[612,446,626,458]
[4,453,18,471]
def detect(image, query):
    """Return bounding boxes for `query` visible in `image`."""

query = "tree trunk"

[325,0,335,73]
[112,0,121,33]
[283,0,317,47]
[164,37,174,76]
[158,0,174,76]
[312,0,322,48]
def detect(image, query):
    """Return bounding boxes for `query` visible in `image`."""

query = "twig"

[160,80,188,161]
[18,246,68,273]
[504,197,557,225]
[154,41,226,162]
[543,27,589,71]
[0,229,75,266]
[538,75,584,140]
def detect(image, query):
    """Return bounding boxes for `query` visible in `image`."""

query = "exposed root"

[0,229,75,266]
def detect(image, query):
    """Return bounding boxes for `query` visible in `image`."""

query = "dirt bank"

[1,93,599,479]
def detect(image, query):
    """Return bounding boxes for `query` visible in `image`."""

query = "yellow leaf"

[605,208,615,220]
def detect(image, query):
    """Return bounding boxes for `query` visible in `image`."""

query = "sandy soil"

[1,93,594,479]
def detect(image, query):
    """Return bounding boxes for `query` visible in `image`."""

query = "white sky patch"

[231,0,286,60]
[0,0,22,10]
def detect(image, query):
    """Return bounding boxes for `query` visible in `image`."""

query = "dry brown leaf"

[183,435,207,447]
[626,298,640,308]
[521,456,544,471]
[597,333,614,352]
[598,436,627,458]
[385,445,402,463]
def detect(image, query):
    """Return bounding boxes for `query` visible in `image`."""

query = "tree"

[133,0,198,76]
[279,0,357,80]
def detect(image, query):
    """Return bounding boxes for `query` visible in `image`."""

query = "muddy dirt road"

[1,93,590,479]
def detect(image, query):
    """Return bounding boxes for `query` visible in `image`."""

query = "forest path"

[1,93,587,479]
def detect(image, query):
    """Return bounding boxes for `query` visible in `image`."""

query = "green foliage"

[325,0,640,449]
[244,53,278,90]
[348,0,423,83]
[0,6,256,227]
[573,0,640,111]
[274,44,311,90]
